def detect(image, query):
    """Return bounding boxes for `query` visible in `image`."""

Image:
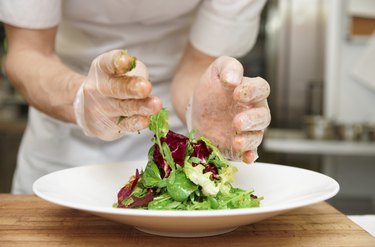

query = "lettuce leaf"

[183,160,219,196]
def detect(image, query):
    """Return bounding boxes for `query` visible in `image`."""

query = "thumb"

[96,49,137,76]
[212,56,244,88]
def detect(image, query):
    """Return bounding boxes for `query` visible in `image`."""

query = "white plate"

[33,161,339,237]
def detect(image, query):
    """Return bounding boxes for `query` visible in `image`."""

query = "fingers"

[231,99,270,164]
[98,75,152,99]
[78,50,158,141]
[242,150,259,164]
[232,131,264,152]
[192,56,270,164]
[106,96,163,117]
[212,56,244,88]
[116,115,151,133]
[96,50,137,75]
[94,115,151,141]
[92,50,151,100]
[233,77,270,104]
[233,101,271,132]
[95,53,151,99]
[126,60,149,80]
[232,132,262,164]
[88,108,157,141]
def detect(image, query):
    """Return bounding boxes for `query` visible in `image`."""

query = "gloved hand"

[74,50,162,141]
[189,56,271,163]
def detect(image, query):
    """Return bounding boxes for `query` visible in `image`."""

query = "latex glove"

[190,56,271,163]
[74,50,162,141]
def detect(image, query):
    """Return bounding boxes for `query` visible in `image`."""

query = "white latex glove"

[74,50,162,141]
[190,56,271,163]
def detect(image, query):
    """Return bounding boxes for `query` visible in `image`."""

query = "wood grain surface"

[0,194,374,246]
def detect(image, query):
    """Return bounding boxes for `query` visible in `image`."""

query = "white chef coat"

[0,0,266,194]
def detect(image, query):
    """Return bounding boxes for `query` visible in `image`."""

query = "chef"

[0,0,271,194]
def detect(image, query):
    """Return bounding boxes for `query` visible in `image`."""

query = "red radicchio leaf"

[163,130,189,166]
[117,169,140,208]
[203,163,220,180]
[191,141,218,179]
[153,144,170,178]
[127,189,156,208]
[192,140,212,162]
[153,130,189,177]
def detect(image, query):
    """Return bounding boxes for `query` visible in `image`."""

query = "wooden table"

[0,194,374,246]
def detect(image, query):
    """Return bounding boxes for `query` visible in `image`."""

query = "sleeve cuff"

[0,0,61,29]
[189,8,260,58]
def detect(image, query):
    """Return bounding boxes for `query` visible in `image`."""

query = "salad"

[114,109,262,210]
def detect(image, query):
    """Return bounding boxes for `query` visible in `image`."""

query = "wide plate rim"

[33,161,340,217]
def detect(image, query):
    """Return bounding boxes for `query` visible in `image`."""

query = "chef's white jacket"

[0,0,265,193]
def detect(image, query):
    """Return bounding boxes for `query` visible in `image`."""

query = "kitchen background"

[0,0,375,215]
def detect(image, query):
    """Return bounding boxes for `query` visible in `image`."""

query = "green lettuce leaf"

[167,170,198,202]
[183,159,220,196]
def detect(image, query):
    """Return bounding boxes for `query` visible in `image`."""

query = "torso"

[13,0,200,193]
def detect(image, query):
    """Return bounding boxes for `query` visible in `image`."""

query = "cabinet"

[0,121,26,192]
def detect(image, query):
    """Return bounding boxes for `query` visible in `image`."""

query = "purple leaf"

[163,131,189,166]
[117,169,140,208]
[192,140,212,162]
[128,189,156,208]
[153,145,170,178]
[153,130,189,177]
[203,163,220,180]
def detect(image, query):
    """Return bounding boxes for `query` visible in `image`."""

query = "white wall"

[336,43,375,123]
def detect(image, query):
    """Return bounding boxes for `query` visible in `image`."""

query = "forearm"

[5,26,84,123]
[6,50,84,123]
[171,43,216,123]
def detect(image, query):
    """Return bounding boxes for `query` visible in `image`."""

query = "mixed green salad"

[114,109,262,210]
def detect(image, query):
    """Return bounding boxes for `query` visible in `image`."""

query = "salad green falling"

[114,109,262,210]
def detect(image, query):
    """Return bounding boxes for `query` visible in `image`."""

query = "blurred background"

[0,0,374,215]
